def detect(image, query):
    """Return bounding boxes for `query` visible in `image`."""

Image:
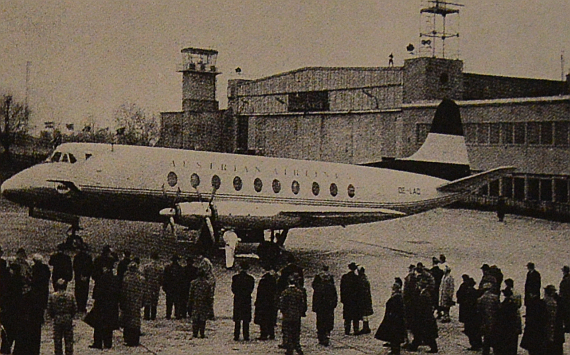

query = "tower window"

[288,91,329,112]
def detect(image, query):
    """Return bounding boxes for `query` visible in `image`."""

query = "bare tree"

[0,95,29,155]
[114,102,159,146]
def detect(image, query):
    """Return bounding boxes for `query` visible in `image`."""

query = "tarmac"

[1,198,570,354]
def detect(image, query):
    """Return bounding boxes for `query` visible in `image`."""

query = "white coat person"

[223,229,240,269]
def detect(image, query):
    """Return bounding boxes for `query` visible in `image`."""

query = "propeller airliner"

[1,99,514,250]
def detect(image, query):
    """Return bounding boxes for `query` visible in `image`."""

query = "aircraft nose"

[1,173,26,202]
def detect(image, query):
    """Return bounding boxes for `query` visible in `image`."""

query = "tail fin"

[362,99,471,181]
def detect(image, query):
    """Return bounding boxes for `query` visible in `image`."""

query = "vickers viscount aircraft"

[1,99,513,250]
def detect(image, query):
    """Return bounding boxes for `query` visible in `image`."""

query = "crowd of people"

[1,243,569,355]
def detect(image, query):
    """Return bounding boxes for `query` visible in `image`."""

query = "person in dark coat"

[312,265,337,346]
[254,265,278,340]
[91,245,118,283]
[357,266,373,334]
[544,285,565,355]
[120,262,146,346]
[340,262,361,335]
[457,277,482,350]
[494,288,522,355]
[375,282,406,355]
[478,264,498,296]
[497,196,506,222]
[279,276,307,355]
[524,262,541,306]
[180,255,198,318]
[85,261,120,349]
[559,265,570,333]
[429,257,444,318]
[49,245,73,289]
[188,270,214,338]
[1,262,22,354]
[407,277,439,353]
[163,254,184,319]
[488,265,503,295]
[520,292,548,355]
[116,250,132,283]
[27,254,51,354]
[73,244,93,313]
[0,246,12,354]
[47,279,76,355]
[231,262,255,341]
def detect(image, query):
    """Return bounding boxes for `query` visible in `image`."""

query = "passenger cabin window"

[233,176,243,191]
[191,173,200,188]
[212,175,221,190]
[254,178,263,192]
[312,182,320,196]
[272,179,281,193]
[291,180,300,195]
[330,183,338,197]
[348,184,356,198]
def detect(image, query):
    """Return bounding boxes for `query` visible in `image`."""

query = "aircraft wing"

[436,166,516,193]
[213,201,405,228]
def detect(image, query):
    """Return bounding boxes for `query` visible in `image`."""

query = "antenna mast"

[419,0,463,59]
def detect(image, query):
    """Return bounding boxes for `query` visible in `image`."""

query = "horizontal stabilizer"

[437,166,516,193]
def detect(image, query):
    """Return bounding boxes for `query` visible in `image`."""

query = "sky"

[0,0,569,134]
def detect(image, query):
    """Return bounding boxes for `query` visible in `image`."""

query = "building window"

[489,123,500,144]
[540,122,553,145]
[272,179,281,193]
[330,183,338,197]
[502,177,513,198]
[501,123,514,144]
[514,123,526,144]
[489,180,500,196]
[347,184,355,198]
[291,180,300,195]
[514,178,525,201]
[554,122,569,146]
[312,182,320,196]
[527,178,539,201]
[254,178,263,192]
[464,124,477,144]
[540,179,552,202]
[167,172,178,187]
[211,175,221,190]
[477,124,489,144]
[416,124,431,145]
[233,176,242,191]
[555,179,568,203]
[527,122,540,145]
[288,91,329,112]
[191,173,200,188]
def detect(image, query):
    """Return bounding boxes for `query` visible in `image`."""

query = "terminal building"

[160,4,570,220]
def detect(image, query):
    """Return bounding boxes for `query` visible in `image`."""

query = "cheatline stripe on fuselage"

[77,184,462,214]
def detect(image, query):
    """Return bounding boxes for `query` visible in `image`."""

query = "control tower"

[179,47,220,112]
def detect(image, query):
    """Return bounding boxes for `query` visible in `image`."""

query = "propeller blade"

[204,217,216,244]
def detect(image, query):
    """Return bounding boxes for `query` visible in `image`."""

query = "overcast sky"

[0,0,568,133]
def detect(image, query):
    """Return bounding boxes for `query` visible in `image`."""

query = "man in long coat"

[189,270,214,338]
[525,262,541,306]
[312,265,337,346]
[86,261,120,349]
[163,254,184,319]
[142,252,163,320]
[279,276,307,355]
[407,279,439,353]
[120,263,146,346]
[73,244,93,313]
[456,277,482,350]
[357,266,373,334]
[438,265,455,323]
[375,282,406,355]
[232,262,255,341]
[403,264,417,344]
[340,262,361,335]
[254,265,278,340]
[494,288,522,355]
[28,254,51,354]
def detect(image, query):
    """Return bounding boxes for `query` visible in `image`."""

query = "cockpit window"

[50,152,62,163]
[85,153,93,160]
[61,154,69,163]
[69,154,77,164]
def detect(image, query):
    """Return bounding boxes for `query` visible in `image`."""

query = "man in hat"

[478,264,497,296]
[231,262,255,341]
[525,262,541,306]
[312,265,337,346]
[121,262,146,346]
[47,279,76,355]
[163,254,184,319]
[559,266,570,333]
[340,262,361,335]
[142,252,163,321]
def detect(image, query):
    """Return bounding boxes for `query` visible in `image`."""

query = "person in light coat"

[223,229,240,269]
[438,265,455,323]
